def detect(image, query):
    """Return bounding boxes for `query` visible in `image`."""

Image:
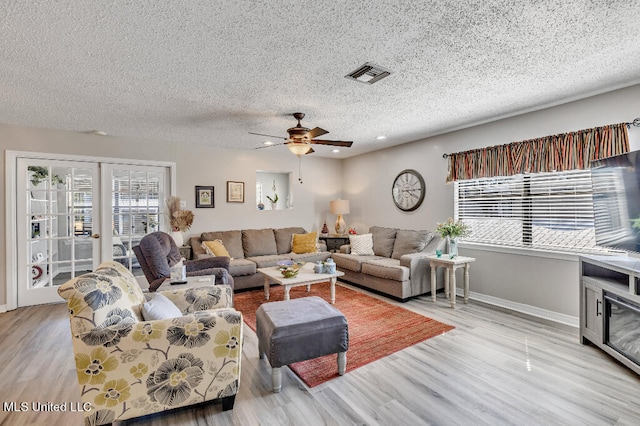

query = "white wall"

[0,124,344,306]
[343,84,640,320]
[3,84,640,318]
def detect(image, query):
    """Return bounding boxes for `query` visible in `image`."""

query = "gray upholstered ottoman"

[256,296,349,392]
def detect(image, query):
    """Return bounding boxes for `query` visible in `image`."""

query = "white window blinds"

[455,169,605,253]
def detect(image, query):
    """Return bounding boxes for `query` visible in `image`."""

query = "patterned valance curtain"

[446,123,629,182]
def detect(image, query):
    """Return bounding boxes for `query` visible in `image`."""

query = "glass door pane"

[18,159,100,306]
[106,166,168,277]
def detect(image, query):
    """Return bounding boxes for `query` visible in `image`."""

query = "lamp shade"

[330,199,350,215]
[287,142,312,156]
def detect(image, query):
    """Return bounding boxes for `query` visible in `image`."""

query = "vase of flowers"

[166,196,194,247]
[266,180,279,210]
[266,193,278,210]
[436,218,470,256]
[448,237,459,256]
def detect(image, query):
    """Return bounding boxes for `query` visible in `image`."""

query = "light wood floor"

[2,282,640,426]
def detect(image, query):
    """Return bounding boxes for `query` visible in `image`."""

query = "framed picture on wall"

[227,181,244,203]
[195,186,214,208]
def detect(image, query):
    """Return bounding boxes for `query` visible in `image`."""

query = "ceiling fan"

[250,112,353,156]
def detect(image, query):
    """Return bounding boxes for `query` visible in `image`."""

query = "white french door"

[11,154,173,308]
[101,164,170,273]
[17,159,101,306]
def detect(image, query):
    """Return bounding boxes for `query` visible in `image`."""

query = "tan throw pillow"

[242,228,277,257]
[202,240,232,259]
[370,226,397,257]
[201,230,244,259]
[292,232,318,254]
[349,233,375,255]
[274,227,306,254]
[391,230,434,259]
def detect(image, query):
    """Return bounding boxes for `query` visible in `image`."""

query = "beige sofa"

[190,227,331,291]
[332,226,446,301]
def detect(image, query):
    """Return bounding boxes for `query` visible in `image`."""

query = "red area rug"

[234,282,454,387]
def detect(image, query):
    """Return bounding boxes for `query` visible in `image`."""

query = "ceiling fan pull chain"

[298,156,303,184]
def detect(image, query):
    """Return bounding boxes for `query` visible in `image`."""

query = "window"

[256,182,263,207]
[455,169,605,253]
[111,170,162,238]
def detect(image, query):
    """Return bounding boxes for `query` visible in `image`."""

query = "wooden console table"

[426,255,476,308]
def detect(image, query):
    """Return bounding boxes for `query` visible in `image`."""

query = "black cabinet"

[179,245,192,260]
[319,235,350,252]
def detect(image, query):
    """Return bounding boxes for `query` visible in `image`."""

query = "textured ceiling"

[1,1,640,158]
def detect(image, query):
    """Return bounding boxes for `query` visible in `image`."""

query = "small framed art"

[195,186,214,208]
[227,181,244,203]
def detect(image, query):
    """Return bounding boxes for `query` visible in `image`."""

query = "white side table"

[426,255,476,308]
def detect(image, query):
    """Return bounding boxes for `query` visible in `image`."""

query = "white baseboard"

[0,304,7,313]
[467,290,579,328]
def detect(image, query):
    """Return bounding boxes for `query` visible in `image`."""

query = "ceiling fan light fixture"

[251,112,353,156]
[288,143,312,156]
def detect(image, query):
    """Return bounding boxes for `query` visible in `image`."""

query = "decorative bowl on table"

[277,259,305,277]
[280,267,299,278]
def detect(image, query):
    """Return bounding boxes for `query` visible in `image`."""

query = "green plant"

[27,166,63,187]
[436,218,470,238]
[266,179,279,203]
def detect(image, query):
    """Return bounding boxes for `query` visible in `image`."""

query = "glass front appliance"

[604,291,640,366]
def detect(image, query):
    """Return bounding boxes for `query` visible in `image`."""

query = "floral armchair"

[57,261,243,425]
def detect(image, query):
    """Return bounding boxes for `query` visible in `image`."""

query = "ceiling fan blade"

[310,140,353,147]
[249,132,287,139]
[255,142,288,149]
[304,127,329,139]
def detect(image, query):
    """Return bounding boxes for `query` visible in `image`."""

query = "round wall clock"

[392,169,426,211]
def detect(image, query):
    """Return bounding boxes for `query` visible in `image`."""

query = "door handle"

[596,299,602,316]
[91,234,100,239]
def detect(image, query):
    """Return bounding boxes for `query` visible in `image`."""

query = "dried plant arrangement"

[166,196,194,232]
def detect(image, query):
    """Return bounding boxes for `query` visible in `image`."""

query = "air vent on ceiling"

[345,62,392,84]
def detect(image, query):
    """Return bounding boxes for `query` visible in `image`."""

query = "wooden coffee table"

[257,267,344,304]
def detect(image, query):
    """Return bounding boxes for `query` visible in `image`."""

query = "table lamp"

[330,199,350,234]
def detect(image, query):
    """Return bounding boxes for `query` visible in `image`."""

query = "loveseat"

[190,227,331,291]
[332,226,446,301]
[57,261,242,425]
